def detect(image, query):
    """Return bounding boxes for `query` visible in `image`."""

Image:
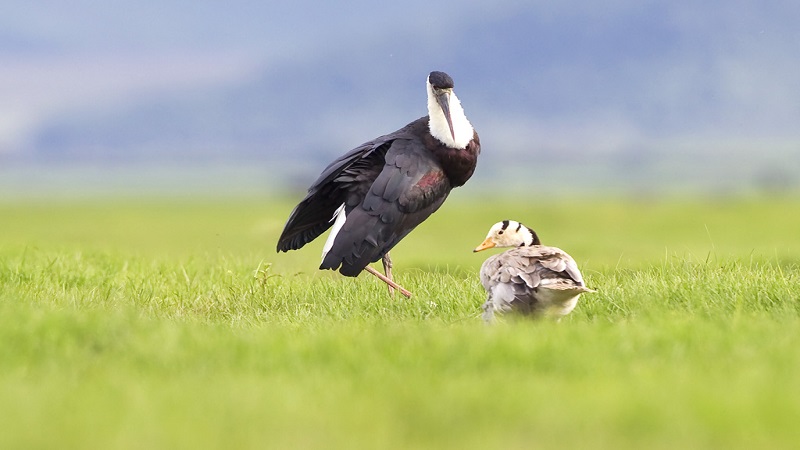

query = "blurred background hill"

[1,0,799,197]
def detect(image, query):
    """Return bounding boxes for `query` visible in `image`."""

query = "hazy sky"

[2,0,799,164]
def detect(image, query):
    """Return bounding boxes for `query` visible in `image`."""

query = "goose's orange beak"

[473,238,495,252]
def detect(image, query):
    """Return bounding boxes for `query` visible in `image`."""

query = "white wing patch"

[322,203,347,261]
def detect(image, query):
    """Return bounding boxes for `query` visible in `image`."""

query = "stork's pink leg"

[382,253,395,296]
[364,265,412,298]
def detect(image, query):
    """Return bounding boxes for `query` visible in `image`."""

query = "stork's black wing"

[276,118,426,253]
[320,136,452,276]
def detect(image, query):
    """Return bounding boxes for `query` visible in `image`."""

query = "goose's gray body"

[479,245,593,322]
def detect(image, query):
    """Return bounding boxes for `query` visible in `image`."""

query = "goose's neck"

[509,220,542,247]
[516,223,541,247]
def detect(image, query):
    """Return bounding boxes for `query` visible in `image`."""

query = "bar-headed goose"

[473,220,594,322]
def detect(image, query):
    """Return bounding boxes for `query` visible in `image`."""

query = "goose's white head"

[473,220,541,252]
[426,71,474,149]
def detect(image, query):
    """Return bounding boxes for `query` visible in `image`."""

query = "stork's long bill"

[435,91,455,141]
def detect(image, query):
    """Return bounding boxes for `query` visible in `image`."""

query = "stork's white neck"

[427,84,474,149]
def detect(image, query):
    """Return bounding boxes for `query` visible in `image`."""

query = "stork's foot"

[364,266,412,298]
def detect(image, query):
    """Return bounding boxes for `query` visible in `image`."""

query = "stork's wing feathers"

[277,115,460,276]
[365,144,451,214]
[276,130,401,252]
[312,140,392,193]
[321,138,453,276]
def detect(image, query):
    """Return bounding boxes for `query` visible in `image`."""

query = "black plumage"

[276,71,480,279]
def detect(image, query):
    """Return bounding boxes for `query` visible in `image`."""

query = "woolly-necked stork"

[276,71,480,298]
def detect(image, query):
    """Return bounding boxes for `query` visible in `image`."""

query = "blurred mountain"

[1,1,799,194]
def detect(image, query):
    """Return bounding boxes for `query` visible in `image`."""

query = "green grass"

[1,196,800,449]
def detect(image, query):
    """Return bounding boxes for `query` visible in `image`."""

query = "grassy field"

[1,195,800,449]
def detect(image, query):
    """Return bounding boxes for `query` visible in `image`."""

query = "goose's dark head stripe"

[501,220,510,231]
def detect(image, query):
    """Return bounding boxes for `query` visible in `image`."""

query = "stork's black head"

[428,71,454,90]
